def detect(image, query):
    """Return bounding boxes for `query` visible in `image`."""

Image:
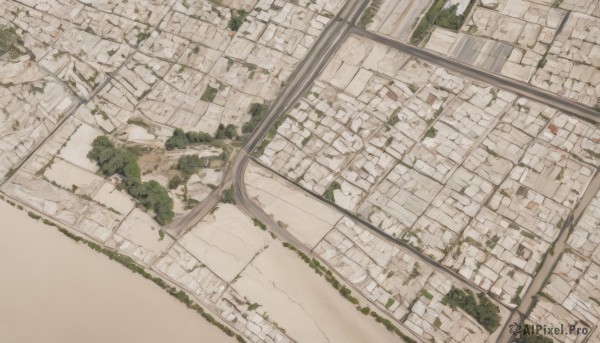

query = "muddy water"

[0,200,233,343]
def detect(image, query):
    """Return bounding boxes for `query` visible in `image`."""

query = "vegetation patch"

[323,181,341,202]
[523,333,553,343]
[358,0,382,28]
[584,149,600,159]
[201,85,219,102]
[242,103,268,134]
[215,124,238,140]
[168,175,183,189]
[442,287,500,332]
[387,114,400,126]
[165,128,213,150]
[127,118,149,128]
[255,115,286,156]
[176,155,206,179]
[411,0,475,45]
[222,186,235,204]
[247,303,261,311]
[28,211,41,220]
[512,285,524,305]
[424,127,438,139]
[0,26,29,59]
[252,218,267,230]
[88,136,174,224]
[228,9,247,31]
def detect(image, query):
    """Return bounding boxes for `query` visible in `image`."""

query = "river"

[0,200,233,343]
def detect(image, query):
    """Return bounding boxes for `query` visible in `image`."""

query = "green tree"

[88,135,174,225]
[176,155,205,178]
[169,175,183,189]
[165,128,189,150]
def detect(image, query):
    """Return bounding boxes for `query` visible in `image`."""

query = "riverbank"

[0,200,234,343]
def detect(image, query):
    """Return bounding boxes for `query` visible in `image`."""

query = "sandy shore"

[0,200,234,343]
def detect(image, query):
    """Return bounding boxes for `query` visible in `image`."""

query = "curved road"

[167,4,600,343]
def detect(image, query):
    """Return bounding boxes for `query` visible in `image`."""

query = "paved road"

[167,0,371,243]
[496,170,600,343]
[232,0,370,251]
[353,28,600,124]
[167,5,600,342]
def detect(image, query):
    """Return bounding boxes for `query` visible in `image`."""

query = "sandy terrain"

[233,243,401,343]
[115,208,173,257]
[124,124,156,143]
[179,204,271,282]
[92,182,135,214]
[44,159,104,194]
[245,162,342,248]
[58,122,102,172]
[0,200,233,343]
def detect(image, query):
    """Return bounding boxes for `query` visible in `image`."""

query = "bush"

[169,175,183,189]
[228,10,247,31]
[323,182,341,202]
[222,187,235,204]
[242,103,268,134]
[215,124,237,140]
[247,303,260,311]
[252,218,267,230]
[28,212,41,220]
[186,131,213,144]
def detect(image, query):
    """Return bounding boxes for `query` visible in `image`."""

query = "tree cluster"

[442,287,500,332]
[165,126,237,151]
[215,124,237,140]
[165,128,213,150]
[410,0,473,44]
[176,155,207,179]
[88,136,174,224]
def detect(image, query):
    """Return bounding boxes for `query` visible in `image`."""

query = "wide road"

[353,28,600,124]
[232,0,371,245]
[171,4,600,342]
[163,0,370,241]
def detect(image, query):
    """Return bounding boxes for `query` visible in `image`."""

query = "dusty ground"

[179,204,272,282]
[233,243,401,343]
[245,161,342,249]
